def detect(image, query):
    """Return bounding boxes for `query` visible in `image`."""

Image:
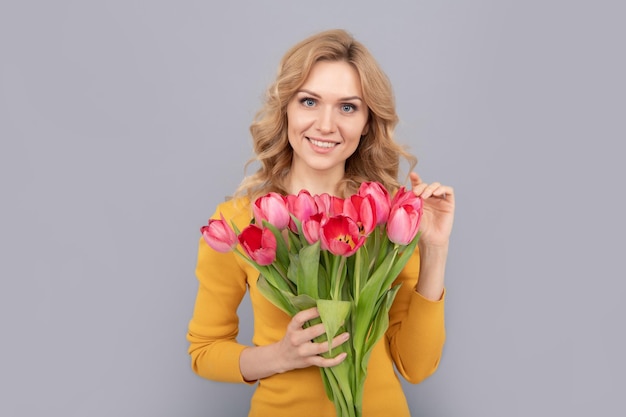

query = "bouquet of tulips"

[201,181,423,417]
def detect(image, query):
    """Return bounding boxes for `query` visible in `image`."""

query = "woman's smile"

[307,137,339,150]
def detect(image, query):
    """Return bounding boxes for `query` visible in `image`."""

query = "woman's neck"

[285,165,344,197]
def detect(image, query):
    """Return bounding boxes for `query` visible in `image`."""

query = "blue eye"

[341,104,356,113]
[301,98,316,107]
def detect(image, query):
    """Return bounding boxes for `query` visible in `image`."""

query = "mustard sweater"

[187,199,446,417]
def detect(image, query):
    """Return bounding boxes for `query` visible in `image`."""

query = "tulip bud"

[358,182,391,224]
[200,214,237,253]
[387,205,421,245]
[253,192,290,230]
[287,190,319,232]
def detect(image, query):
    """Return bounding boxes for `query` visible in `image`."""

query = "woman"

[187,29,455,416]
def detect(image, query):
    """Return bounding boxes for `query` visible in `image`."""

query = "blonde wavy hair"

[235,29,416,202]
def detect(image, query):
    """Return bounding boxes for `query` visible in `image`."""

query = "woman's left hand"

[410,172,455,248]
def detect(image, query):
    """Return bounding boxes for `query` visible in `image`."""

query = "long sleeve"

[187,201,252,383]
[386,246,446,384]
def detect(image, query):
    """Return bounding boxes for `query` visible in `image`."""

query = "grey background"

[1,0,624,416]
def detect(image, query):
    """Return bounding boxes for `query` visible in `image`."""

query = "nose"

[316,106,336,134]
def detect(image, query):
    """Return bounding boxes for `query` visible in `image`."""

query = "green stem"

[233,248,296,293]
[334,256,346,300]
[353,249,362,305]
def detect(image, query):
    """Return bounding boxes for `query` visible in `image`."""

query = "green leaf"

[256,275,297,316]
[323,359,356,417]
[262,221,290,268]
[284,293,317,311]
[257,263,294,294]
[317,299,351,355]
[362,285,401,372]
[286,252,299,285]
[317,264,330,299]
[319,369,335,401]
[321,367,351,416]
[230,220,242,235]
[290,214,309,248]
[297,241,320,299]
[352,245,370,303]
[351,250,397,348]
[287,228,302,253]
[383,235,420,289]
[373,227,390,271]
[233,250,295,294]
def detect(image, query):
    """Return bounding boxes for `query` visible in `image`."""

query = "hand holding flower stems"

[274,307,350,372]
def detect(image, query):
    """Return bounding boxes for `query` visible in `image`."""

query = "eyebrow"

[297,89,363,102]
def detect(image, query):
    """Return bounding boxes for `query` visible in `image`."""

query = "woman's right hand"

[275,307,349,373]
[239,307,349,381]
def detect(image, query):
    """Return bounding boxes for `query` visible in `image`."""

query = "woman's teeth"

[309,138,337,148]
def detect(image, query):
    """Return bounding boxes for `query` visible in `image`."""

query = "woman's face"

[286,60,369,181]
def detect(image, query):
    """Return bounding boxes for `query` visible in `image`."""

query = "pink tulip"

[358,182,391,224]
[200,214,237,253]
[253,192,290,230]
[286,190,319,232]
[387,205,422,245]
[238,224,277,266]
[320,215,365,256]
[302,212,325,244]
[390,186,422,212]
[315,193,344,217]
[343,194,376,236]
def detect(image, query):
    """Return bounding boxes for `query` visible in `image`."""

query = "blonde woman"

[187,29,455,416]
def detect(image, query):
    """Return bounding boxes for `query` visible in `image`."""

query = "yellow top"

[187,199,446,417]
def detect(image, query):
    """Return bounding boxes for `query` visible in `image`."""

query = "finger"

[300,322,327,343]
[409,172,422,188]
[310,331,350,354]
[313,352,348,368]
[420,182,441,199]
[328,332,350,351]
[285,322,325,350]
[432,185,454,200]
[295,330,349,358]
[412,182,429,197]
[289,307,320,330]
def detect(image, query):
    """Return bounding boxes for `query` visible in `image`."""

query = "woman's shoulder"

[212,196,252,228]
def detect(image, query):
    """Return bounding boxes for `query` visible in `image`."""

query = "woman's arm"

[239,307,349,381]
[415,243,447,301]
[385,172,455,383]
[410,171,455,301]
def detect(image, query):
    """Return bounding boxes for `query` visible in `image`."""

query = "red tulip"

[358,182,391,224]
[387,204,422,245]
[343,194,376,236]
[201,214,237,253]
[238,224,277,266]
[253,192,290,230]
[320,215,365,256]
